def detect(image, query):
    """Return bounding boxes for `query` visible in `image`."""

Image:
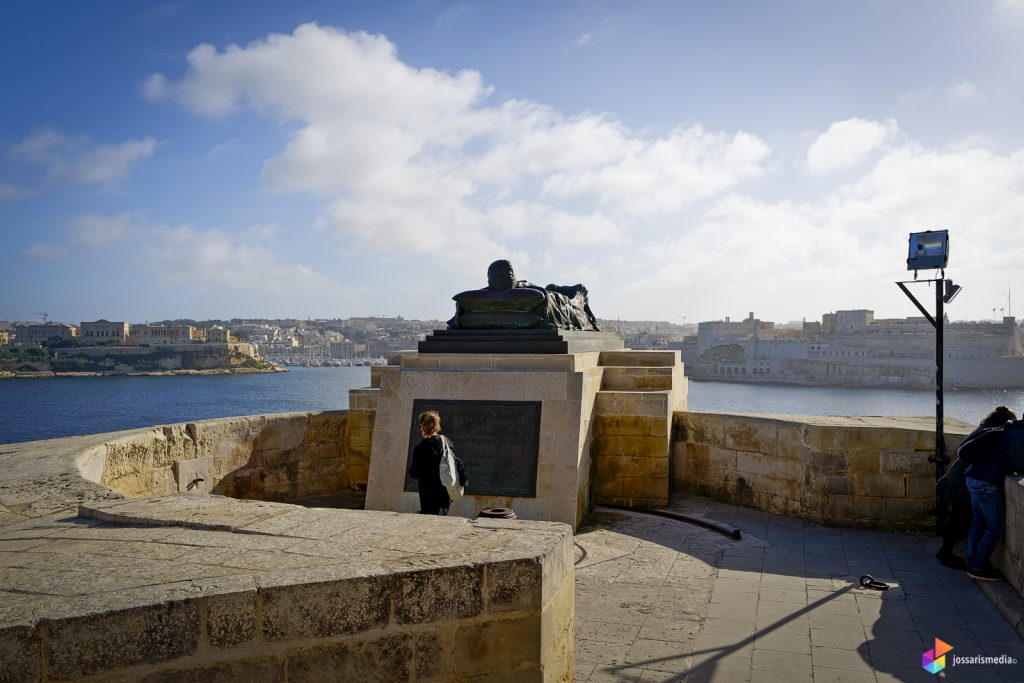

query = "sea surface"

[2,367,1024,445]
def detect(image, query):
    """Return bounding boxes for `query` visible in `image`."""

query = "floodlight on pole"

[895,228,962,537]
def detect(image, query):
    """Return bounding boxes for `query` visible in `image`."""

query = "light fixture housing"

[907,230,949,271]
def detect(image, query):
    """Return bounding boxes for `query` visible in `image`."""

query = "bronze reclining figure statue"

[447,260,599,331]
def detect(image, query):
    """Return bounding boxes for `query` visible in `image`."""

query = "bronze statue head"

[486,260,515,290]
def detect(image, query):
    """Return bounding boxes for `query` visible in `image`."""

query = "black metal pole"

[935,280,945,477]
[934,280,947,537]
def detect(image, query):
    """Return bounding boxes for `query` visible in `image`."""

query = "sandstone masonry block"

[0,625,37,683]
[395,565,483,624]
[883,497,932,521]
[735,451,765,476]
[906,475,936,499]
[596,454,648,479]
[860,473,906,498]
[881,451,932,475]
[205,590,257,650]
[414,630,447,679]
[487,559,543,613]
[806,451,848,473]
[287,633,412,683]
[454,615,541,676]
[623,475,668,500]
[649,456,670,478]
[261,575,391,641]
[847,450,881,474]
[725,420,778,456]
[140,656,281,683]
[44,600,200,679]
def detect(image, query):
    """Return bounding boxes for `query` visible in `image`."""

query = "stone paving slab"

[574,496,1024,682]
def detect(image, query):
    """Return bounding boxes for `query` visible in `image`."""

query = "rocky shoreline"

[0,365,287,379]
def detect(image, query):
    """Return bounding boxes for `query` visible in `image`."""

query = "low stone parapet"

[995,475,1024,599]
[671,411,973,532]
[0,496,573,682]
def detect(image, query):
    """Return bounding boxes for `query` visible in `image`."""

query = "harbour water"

[2,367,1024,445]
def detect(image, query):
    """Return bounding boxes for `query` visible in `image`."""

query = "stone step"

[594,390,672,417]
[598,350,678,367]
[600,366,674,391]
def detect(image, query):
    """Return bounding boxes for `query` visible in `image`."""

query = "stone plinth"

[0,495,573,682]
[363,350,689,527]
[364,352,605,528]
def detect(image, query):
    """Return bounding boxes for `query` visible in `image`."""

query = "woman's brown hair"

[419,410,441,435]
[980,405,1016,428]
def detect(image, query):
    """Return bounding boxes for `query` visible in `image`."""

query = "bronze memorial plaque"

[404,399,542,497]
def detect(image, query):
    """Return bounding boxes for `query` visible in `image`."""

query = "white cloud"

[435,4,475,30]
[25,243,68,260]
[633,139,1024,321]
[946,80,978,100]
[996,0,1024,18]
[68,213,142,246]
[141,224,347,300]
[571,16,619,49]
[148,23,770,276]
[806,118,897,175]
[10,129,157,187]
[0,183,28,202]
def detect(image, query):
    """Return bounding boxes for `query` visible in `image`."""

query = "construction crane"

[35,312,49,323]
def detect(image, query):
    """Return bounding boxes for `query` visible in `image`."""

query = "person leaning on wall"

[936,405,1016,570]
[954,404,1024,581]
[409,410,452,516]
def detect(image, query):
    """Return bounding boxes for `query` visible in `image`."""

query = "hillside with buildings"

[0,319,271,377]
[5,312,1022,388]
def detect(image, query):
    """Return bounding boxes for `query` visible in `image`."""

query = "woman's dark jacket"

[409,434,452,513]
[959,420,1024,487]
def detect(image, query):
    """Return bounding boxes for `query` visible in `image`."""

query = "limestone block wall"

[592,350,687,509]
[80,411,364,503]
[593,392,672,507]
[994,476,1024,598]
[671,412,973,532]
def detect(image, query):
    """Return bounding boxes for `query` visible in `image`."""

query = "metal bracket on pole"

[896,280,937,329]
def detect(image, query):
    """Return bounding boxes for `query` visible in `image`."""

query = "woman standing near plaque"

[409,410,452,515]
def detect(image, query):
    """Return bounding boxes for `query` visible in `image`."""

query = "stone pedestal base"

[361,349,688,529]
[364,352,603,528]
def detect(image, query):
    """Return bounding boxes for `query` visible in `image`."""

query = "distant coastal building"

[691,310,1024,388]
[330,341,356,359]
[129,324,205,345]
[80,320,129,344]
[13,323,80,346]
[0,331,8,346]
[205,326,232,344]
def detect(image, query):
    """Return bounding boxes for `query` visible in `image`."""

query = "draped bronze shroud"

[447,260,599,331]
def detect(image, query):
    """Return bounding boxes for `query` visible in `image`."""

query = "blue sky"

[2,0,1023,325]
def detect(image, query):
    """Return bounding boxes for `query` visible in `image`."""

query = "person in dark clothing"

[958,406,1024,580]
[936,406,1016,570]
[409,410,451,515]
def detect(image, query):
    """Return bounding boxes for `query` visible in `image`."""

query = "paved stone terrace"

[574,496,1024,683]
